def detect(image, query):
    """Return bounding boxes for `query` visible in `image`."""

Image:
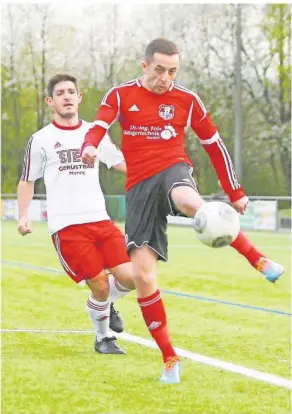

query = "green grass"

[2,221,291,414]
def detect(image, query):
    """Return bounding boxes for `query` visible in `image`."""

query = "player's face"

[142,53,180,95]
[46,81,81,118]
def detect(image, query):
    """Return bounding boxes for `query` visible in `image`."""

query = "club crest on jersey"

[159,104,175,120]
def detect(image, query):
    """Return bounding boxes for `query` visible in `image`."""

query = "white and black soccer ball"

[193,201,240,248]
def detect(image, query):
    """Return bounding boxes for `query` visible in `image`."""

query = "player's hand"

[232,196,249,215]
[17,217,32,236]
[81,146,97,165]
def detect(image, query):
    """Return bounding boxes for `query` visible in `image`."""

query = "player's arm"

[98,134,126,173]
[17,180,35,235]
[17,136,44,235]
[190,96,248,214]
[81,88,120,165]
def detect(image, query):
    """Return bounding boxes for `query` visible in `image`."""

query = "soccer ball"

[193,201,240,248]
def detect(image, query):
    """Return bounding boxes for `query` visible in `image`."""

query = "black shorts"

[125,162,198,261]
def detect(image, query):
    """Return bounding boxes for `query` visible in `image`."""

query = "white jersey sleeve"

[20,135,45,181]
[98,134,124,169]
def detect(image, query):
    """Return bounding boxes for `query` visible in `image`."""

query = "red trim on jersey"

[21,136,33,181]
[203,141,245,202]
[26,143,31,181]
[52,120,82,130]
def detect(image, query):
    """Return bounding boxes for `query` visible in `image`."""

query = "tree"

[24,5,50,131]
[264,4,291,193]
[2,5,23,192]
[241,4,291,194]
[1,4,290,196]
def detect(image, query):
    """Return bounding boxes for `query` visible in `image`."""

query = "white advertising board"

[2,199,47,222]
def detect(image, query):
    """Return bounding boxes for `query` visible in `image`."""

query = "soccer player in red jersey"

[81,39,284,383]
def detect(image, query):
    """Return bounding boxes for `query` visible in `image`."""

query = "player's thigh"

[163,163,204,215]
[125,176,160,251]
[147,210,168,261]
[52,225,105,284]
[98,221,130,269]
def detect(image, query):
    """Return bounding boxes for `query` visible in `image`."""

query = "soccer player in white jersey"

[17,74,135,355]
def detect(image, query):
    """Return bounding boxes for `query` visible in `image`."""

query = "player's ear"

[78,91,82,104]
[141,61,148,74]
[45,96,53,107]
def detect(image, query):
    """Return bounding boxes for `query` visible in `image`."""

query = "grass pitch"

[2,221,291,414]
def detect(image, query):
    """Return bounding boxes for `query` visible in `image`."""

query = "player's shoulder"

[77,119,104,135]
[172,82,202,101]
[111,78,141,92]
[30,122,55,143]
[80,120,94,130]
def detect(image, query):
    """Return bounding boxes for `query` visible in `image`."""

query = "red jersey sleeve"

[190,94,245,203]
[81,88,119,153]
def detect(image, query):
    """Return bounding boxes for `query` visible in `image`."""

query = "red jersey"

[82,78,245,202]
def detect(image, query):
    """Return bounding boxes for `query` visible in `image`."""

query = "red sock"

[230,230,264,267]
[138,290,177,363]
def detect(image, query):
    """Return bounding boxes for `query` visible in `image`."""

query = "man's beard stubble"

[58,110,76,119]
[61,112,76,119]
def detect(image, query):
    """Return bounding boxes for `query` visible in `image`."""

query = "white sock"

[108,274,131,302]
[86,295,110,341]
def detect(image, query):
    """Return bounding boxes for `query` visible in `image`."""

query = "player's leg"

[94,220,135,334]
[104,269,127,333]
[130,246,179,378]
[86,273,125,354]
[110,302,124,333]
[84,267,124,333]
[107,266,133,334]
[126,177,180,383]
[167,163,284,282]
[98,220,135,291]
[131,245,180,385]
[51,224,125,354]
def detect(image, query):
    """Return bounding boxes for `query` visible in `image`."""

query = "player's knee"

[87,272,109,300]
[171,187,204,216]
[133,266,156,286]
[110,262,135,290]
[178,200,197,217]
[130,246,157,285]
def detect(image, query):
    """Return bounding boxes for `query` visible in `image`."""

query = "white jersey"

[20,120,124,234]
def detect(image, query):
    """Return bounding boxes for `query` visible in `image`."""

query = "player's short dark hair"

[145,38,179,62]
[47,74,78,97]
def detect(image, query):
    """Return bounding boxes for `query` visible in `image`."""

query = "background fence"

[2,194,290,231]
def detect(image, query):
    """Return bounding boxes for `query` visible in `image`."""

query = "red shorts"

[52,221,130,283]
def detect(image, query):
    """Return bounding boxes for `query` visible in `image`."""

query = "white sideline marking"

[171,244,290,250]
[2,328,291,390]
